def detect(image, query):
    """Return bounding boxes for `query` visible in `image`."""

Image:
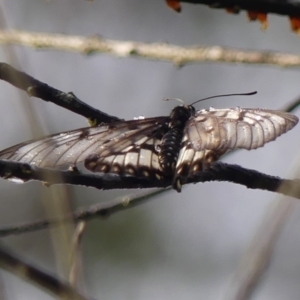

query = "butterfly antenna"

[163,97,185,105]
[190,91,257,106]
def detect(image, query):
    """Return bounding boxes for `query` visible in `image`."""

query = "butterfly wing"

[0,117,170,180]
[1,107,297,191]
[173,108,298,191]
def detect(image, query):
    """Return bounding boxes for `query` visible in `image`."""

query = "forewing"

[173,108,298,191]
[0,117,169,179]
[186,108,298,151]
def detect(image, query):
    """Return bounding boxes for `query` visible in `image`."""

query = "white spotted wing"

[174,108,298,184]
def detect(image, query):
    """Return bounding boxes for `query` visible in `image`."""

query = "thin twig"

[69,221,86,288]
[0,243,95,300]
[0,30,299,68]
[0,63,121,125]
[0,189,167,236]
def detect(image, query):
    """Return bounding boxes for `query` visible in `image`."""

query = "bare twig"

[0,30,299,68]
[0,189,167,237]
[0,63,121,125]
[0,243,94,300]
[69,221,86,288]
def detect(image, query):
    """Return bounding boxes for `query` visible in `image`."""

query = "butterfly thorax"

[158,105,195,174]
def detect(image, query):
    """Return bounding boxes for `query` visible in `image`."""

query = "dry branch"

[0,243,94,300]
[0,62,121,125]
[176,0,300,17]
[0,30,299,68]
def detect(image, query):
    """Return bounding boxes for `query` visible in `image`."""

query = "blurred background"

[0,0,300,299]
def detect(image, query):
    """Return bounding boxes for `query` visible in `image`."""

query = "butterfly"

[0,105,297,192]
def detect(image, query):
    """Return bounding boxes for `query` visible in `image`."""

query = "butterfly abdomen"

[158,127,183,174]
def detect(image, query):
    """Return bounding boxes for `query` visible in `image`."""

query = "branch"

[0,63,121,125]
[0,160,298,237]
[0,159,171,189]
[0,30,300,68]
[0,189,167,237]
[0,243,94,300]
[170,0,300,19]
[191,163,299,197]
[0,159,299,196]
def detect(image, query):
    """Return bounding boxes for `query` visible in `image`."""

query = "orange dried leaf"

[247,11,268,30]
[289,16,300,31]
[226,7,240,14]
[166,0,181,12]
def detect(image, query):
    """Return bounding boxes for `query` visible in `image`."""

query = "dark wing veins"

[0,117,170,181]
